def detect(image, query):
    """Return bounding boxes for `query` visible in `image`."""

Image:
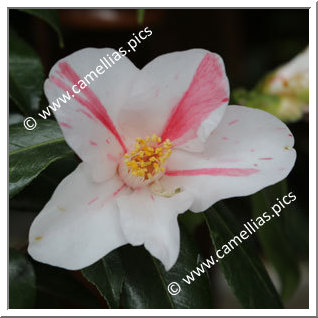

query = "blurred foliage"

[251,181,300,301]
[19,9,64,47]
[137,9,145,25]
[9,249,36,308]
[232,89,306,123]
[233,48,308,123]
[9,120,73,198]
[9,8,309,309]
[9,29,44,115]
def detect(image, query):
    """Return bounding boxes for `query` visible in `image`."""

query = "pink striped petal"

[44,48,139,182]
[165,167,259,177]
[162,106,296,212]
[53,62,127,152]
[117,49,229,152]
[160,53,229,145]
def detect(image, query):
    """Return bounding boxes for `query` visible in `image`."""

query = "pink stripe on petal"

[50,75,92,109]
[88,196,98,205]
[60,122,72,128]
[228,119,239,126]
[112,184,126,197]
[160,53,229,143]
[52,62,127,153]
[165,167,258,177]
[107,153,118,162]
[259,157,273,160]
[89,140,97,146]
[222,137,229,140]
[76,108,94,119]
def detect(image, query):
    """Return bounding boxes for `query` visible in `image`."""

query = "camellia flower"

[233,47,309,123]
[28,48,296,271]
[258,47,309,122]
[261,47,308,102]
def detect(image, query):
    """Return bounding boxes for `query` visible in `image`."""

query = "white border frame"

[3,0,316,316]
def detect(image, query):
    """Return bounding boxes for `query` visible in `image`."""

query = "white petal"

[266,47,309,97]
[116,188,193,270]
[28,163,131,270]
[163,106,296,212]
[117,49,229,151]
[276,47,308,79]
[44,48,139,181]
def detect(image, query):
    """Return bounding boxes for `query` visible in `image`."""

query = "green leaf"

[179,210,205,235]
[9,249,36,308]
[20,9,64,47]
[137,9,145,25]
[33,262,102,309]
[9,112,24,125]
[10,157,79,213]
[284,203,309,259]
[9,119,73,198]
[231,88,304,123]
[81,249,125,309]
[120,225,213,308]
[251,181,300,301]
[9,29,45,114]
[204,202,283,308]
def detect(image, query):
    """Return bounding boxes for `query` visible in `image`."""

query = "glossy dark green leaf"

[9,29,45,114]
[284,202,309,259]
[179,210,205,235]
[33,262,102,309]
[9,119,73,198]
[9,249,36,308]
[120,225,213,308]
[204,202,283,308]
[20,9,64,47]
[9,112,24,125]
[251,181,300,301]
[10,156,79,213]
[82,249,125,309]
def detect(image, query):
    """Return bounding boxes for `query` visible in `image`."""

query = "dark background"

[10,9,308,87]
[9,9,309,309]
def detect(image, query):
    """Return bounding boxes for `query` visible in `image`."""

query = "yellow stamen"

[124,135,173,181]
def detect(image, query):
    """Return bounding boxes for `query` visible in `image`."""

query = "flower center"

[118,134,172,188]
